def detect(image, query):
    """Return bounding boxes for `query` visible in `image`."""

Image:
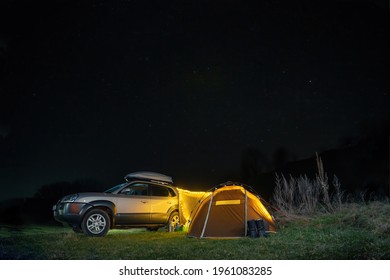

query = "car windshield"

[104,183,127,193]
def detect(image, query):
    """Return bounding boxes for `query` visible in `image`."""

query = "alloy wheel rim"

[170,214,180,227]
[87,214,106,234]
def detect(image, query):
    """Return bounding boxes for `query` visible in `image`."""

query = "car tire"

[81,209,110,237]
[167,211,180,232]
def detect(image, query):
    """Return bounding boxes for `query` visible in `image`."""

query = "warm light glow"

[177,188,211,228]
[177,185,275,233]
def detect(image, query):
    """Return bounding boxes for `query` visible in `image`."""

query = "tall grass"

[269,152,390,259]
[272,153,345,215]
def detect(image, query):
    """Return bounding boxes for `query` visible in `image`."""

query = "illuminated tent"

[187,184,275,238]
[177,188,210,226]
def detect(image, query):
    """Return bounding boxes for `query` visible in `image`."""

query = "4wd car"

[52,172,180,236]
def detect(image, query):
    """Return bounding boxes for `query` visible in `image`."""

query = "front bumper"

[53,202,90,226]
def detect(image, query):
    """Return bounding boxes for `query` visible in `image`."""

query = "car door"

[115,183,151,225]
[149,184,178,224]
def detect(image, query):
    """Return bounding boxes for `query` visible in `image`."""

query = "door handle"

[141,201,148,204]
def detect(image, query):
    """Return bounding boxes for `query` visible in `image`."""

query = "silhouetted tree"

[241,147,271,183]
[33,179,103,202]
[272,147,291,168]
[22,179,104,224]
[356,118,390,159]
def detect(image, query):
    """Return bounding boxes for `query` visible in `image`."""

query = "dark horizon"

[1,122,389,203]
[1,0,390,201]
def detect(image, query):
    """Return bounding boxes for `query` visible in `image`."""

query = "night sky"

[1,0,389,201]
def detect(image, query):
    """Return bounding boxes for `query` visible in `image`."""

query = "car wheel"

[81,209,110,237]
[167,211,180,232]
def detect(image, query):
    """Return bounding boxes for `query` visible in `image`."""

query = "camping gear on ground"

[255,219,270,238]
[247,219,269,238]
[187,183,275,238]
[247,219,257,238]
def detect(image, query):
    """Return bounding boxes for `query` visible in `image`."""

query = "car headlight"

[62,194,79,202]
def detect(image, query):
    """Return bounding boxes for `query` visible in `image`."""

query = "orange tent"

[187,184,275,238]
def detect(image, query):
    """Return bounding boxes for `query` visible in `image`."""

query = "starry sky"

[0,0,389,200]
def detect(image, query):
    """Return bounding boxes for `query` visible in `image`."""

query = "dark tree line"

[0,179,104,225]
[240,117,390,199]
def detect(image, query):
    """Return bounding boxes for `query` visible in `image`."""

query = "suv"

[52,172,180,236]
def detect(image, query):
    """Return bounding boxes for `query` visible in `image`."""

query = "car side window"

[168,188,176,197]
[150,185,172,197]
[120,183,148,196]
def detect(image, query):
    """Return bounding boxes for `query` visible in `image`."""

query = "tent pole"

[244,189,248,236]
[201,192,214,238]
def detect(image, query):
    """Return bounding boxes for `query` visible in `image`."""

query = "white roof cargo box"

[124,171,173,184]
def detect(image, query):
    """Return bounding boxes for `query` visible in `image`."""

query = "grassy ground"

[1,202,389,260]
